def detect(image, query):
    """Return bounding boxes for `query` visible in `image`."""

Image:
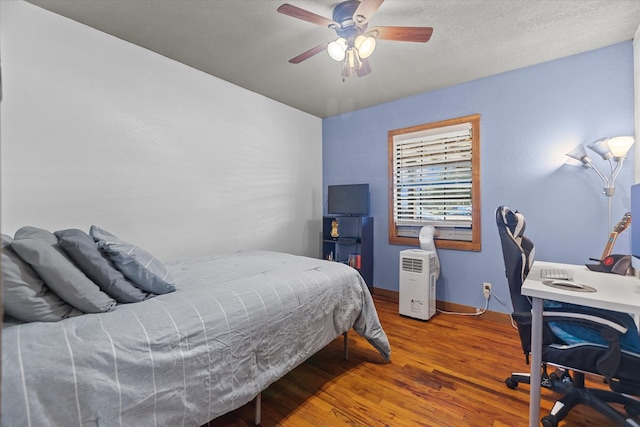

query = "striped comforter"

[2,250,391,426]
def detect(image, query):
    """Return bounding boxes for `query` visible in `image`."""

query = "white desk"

[521,261,640,427]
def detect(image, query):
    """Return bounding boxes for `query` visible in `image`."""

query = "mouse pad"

[542,280,597,293]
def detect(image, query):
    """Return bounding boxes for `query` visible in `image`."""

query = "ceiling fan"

[277,0,433,79]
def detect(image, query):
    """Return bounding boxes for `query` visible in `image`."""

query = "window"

[388,114,481,251]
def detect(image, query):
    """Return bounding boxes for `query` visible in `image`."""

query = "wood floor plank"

[208,295,626,426]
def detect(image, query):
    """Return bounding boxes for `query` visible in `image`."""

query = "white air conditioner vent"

[401,257,423,273]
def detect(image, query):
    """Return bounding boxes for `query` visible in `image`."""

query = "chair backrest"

[495,206,535,314]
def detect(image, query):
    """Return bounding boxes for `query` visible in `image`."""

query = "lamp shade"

[587,137,613,160]
[327,38,347,61]
[566,144,590,164]
[607,136,634,158]
[355,35,376,59]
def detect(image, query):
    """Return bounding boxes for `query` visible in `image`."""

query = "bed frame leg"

[253,332,345,425]
[254,392,261,425]
[343,332,348,360]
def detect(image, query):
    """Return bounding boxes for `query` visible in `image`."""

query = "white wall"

[0,0,323,261]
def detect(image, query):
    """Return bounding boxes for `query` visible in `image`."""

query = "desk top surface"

[522,261,640,314]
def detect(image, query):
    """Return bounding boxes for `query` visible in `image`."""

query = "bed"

[2,244,391,426]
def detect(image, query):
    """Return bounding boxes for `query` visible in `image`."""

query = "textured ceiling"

[26,0,640,118]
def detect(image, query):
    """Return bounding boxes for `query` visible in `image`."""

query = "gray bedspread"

[2,250,391,426]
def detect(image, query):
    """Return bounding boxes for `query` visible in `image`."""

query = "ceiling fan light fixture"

[327,38,347,61]
[355,34,376,59]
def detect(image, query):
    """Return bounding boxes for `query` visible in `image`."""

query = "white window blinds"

[392,122,473,228]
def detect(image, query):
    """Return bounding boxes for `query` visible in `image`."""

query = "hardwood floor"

[209,294,622,426]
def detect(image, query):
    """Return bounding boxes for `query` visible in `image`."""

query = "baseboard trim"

[371,287,399,302]
[372,287,513,325]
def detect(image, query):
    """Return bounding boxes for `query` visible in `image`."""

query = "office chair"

[496,206,640,427]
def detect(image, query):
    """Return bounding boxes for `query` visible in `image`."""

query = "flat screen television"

[327,183,370,216]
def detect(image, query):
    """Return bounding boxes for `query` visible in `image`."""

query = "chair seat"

[543,343,640,393]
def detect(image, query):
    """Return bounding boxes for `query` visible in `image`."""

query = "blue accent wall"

[322,42,635,314]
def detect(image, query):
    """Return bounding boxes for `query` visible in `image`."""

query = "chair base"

[504,367,572,393]
[505,371,640,427]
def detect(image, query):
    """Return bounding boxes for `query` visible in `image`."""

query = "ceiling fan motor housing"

[332,0,365,41]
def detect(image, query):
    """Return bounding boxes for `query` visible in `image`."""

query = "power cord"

[490,288,508,306]
[436,287,508,317]
[437,296,489,316]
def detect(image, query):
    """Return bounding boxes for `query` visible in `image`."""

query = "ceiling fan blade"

[289,41,330,64]
[357,58,372,77]
[369,26,433,43]
[277,4,338,28]
[353,0,384,25]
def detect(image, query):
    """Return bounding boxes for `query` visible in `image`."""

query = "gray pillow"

[55,229,151,303]
[12,227,117,313]
[90,225,177,295]
[1,234,81,322]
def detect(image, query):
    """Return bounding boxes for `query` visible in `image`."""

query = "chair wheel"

[541,415,558,427]
[505,378,518,389]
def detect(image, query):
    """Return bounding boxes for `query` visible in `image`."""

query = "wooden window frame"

[388,114,481,251]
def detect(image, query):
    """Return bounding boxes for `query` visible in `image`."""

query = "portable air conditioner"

[399,249,437,320]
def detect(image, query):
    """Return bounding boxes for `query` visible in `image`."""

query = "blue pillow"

[55,229,152,303]
[1,234,81,322]
[90,225,177,295]
[12,227,116,314]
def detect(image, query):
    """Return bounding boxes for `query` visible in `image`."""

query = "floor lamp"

[566,136,635,234]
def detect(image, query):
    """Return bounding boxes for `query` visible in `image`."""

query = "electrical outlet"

[482,282,492,299]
